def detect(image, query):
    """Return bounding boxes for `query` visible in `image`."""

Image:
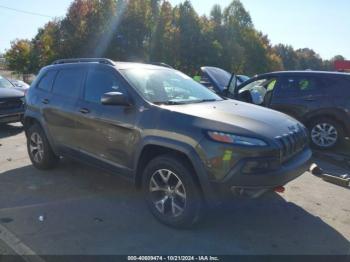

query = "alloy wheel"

[29,132,44,163]
[149,169,187,218]
[311,123,338,148]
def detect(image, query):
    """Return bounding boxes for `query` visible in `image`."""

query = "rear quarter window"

[52,69,85,98]
[319,76,350,96]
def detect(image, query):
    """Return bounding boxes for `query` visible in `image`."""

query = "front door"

[75,66,139,171]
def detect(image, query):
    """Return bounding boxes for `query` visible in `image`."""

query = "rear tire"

[142,154,203,228]
[27,123,58,169]
[308,118,344,150]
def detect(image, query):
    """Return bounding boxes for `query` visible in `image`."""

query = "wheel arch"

[23,112,58,155]
[134,138,215,203]
[304,109,347,132]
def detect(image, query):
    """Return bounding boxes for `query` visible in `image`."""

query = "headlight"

[207,131,268,147]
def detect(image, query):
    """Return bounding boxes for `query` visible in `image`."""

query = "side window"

[239,78,277,94]
[52,69,85,98]
[37,71,57,92]
[323,76,350,96]
[278,76,328,97]
[277,76,311,97]
[84,70,127,104]
[296,78,316,92]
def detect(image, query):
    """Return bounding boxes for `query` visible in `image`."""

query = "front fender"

[134,136,219,205]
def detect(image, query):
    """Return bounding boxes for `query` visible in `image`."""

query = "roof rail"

[52,58,115,66]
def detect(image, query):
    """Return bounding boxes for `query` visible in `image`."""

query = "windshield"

[0,75,14,89]
[121,68,222,104]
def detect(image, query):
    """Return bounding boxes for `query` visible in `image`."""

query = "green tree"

[150,1,177,65]
[4,39,35,76]
[295,48,323,70]
[331,55,345,61]
[114,0,155,61]
[210,4,222,27]
[274,44,299,70]
[31,20,62,71]
[4,0,346,76]
[174,0,203,74]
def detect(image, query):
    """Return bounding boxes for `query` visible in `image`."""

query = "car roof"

[257,70,350,78]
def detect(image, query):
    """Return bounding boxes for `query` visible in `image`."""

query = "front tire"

[142,154,203,228]
[309,118,344,150]
[27,123,58,169]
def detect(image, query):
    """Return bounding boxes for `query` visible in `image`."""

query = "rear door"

[33,69,57,131]
[75,66,139,172]
[45,67,85,150]
[270,75,329,120]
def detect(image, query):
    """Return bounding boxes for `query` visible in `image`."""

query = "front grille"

[0,98,23,110]
[276,129,308,162]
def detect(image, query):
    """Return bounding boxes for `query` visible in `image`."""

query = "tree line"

[3,0,346,77]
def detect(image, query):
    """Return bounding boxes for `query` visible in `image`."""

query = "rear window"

[52,69,85,98]
[37,71,57,91]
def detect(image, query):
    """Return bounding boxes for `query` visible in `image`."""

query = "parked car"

[24,58,311,228]
[9,79,30,93]
[200,68,350,150]
[0,75,25,124]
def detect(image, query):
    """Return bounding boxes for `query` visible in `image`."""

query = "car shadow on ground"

[0,162,349,255]
[0,123,23,139]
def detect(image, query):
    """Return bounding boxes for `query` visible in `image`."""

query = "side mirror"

[101,92,131,106]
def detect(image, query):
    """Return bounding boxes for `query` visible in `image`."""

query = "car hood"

[201,66,230,91]
[0,88,24,98]
[162,99,303,139]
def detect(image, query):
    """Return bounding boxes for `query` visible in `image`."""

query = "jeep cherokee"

[24,58,312,228]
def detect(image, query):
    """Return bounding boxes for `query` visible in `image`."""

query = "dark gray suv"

[24,58,312,228]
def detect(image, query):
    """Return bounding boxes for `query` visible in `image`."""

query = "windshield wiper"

[154,99,220,105]
[153,101,184,105]
[191,99,220,103]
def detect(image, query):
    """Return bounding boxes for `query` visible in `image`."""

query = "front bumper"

[0,110,24,124]
[210,148,312,198]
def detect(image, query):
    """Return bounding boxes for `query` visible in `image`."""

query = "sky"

[0,0,349,60]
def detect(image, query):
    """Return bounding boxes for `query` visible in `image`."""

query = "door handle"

[41,98,50,104]
[79,108,90,114]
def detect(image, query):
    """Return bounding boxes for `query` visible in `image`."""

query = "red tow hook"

[274,186,285,193]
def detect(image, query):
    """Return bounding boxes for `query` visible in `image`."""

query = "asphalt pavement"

[0,123,349,257]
